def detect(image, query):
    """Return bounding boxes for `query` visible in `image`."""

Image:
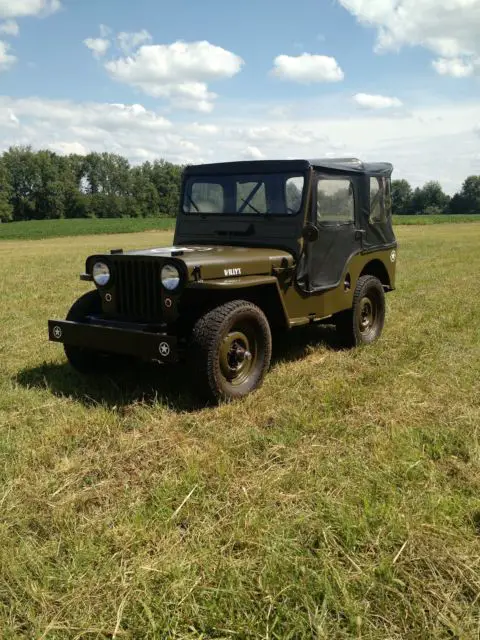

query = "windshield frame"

[181,170,308,218]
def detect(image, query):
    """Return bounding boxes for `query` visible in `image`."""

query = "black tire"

[64,291,130,375]
[191,300,272,403]
[335,275,386,347]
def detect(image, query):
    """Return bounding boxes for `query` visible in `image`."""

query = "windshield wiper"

[237,182,263,214]
[239,198,261,214]
[186,194,200,212]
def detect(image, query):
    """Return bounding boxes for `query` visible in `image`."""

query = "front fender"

[186,276,290,328]
[187,275,278,290]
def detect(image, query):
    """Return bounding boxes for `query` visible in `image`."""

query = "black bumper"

[48,320,178,363]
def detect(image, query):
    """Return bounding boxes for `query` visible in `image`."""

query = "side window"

[285,176,304,213]
[370,177,388,223]
[317,179,354,224]
[385,177,392,218]
[190,182,224,213]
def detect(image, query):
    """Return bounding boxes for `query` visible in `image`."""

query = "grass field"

[0,217,175,241]
[0,225,479,638]
[1,213,480,242]
[392,214,480,225]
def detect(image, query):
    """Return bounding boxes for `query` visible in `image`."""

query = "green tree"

[450,175,480,214]
[64,189,88,218]
[151,160,183,216]
[98,152,131,197]
[2,146,38,220]
[130,166,161,217]
[82,153,102,195]
[86,192,119,218]
[391,179,413,215]
[68,154,87,185]
[0,159,13,222]
[58,155,87,218]
[34,151,66,220]
[81,152,132,217]
[411,181,450,215]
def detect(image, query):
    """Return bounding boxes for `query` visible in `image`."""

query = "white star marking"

[159,342,171,357]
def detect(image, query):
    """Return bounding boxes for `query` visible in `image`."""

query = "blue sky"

[0,0,479,192]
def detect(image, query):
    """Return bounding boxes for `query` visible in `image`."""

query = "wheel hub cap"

[220,330,255,385]
[359,297,374,333]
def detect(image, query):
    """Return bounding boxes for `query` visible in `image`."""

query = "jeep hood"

[123,244,294,280]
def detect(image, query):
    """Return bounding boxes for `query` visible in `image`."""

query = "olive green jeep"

[48,158,398,403]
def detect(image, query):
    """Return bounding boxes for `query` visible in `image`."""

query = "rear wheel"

[335,275,385,347]
[191,300,272,403]
[63,291,131,375]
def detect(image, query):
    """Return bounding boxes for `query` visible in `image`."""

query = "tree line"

[0,146,479,223]
[0,146,183,223]
[391,177,480,216]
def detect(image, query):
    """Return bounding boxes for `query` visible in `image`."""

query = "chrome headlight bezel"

[92,261,111,287]
[161,263,181,291]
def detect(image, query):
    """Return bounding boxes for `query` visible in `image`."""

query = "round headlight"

[92,262,111,287]
[161,264,181,291]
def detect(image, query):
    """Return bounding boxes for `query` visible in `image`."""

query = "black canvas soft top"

[183,158,393,178]
[179,156,396,260]
[309,157,393,177]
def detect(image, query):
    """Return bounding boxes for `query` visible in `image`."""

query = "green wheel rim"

[219,327,257,387]
[358,295,377,336]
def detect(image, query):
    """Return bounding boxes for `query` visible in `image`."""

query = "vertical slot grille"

[113,259,162,320]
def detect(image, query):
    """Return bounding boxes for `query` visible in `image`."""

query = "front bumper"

[48,320,178,363]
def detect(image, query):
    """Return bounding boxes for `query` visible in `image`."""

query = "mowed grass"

[1,213,479,242]
[0,226,479,639]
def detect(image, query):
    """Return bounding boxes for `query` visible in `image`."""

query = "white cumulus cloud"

[0,95,479,194]
[117,29,152,54]
[187,122,219,135]
[104,40,244,112]
[0,107,19,127]
[338,0,480,76]
[272,53,344,83]
[0,40,16,71]
[243,146,265,160]
[246,125,322,145]
[432,57,476,77]
[0,0,60,19]
[354,93,403,109]
[49,141,88,156]
[84,37,110,58]
[0,20,19,36]
[0,98,172,134]
[0,96,207,166]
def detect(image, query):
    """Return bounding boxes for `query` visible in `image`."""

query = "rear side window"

[370,177,391,223]
[317,179,354,223]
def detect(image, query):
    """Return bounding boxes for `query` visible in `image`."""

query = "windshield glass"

[183,173,305,215]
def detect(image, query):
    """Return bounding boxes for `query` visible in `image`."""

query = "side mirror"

[302,223,319,243]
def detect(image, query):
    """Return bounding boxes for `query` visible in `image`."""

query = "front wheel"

[191,300,272,403]
[335,275,386,347]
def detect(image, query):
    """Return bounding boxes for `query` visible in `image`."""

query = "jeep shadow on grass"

[18,323,341,411]
[48,158,398,404]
